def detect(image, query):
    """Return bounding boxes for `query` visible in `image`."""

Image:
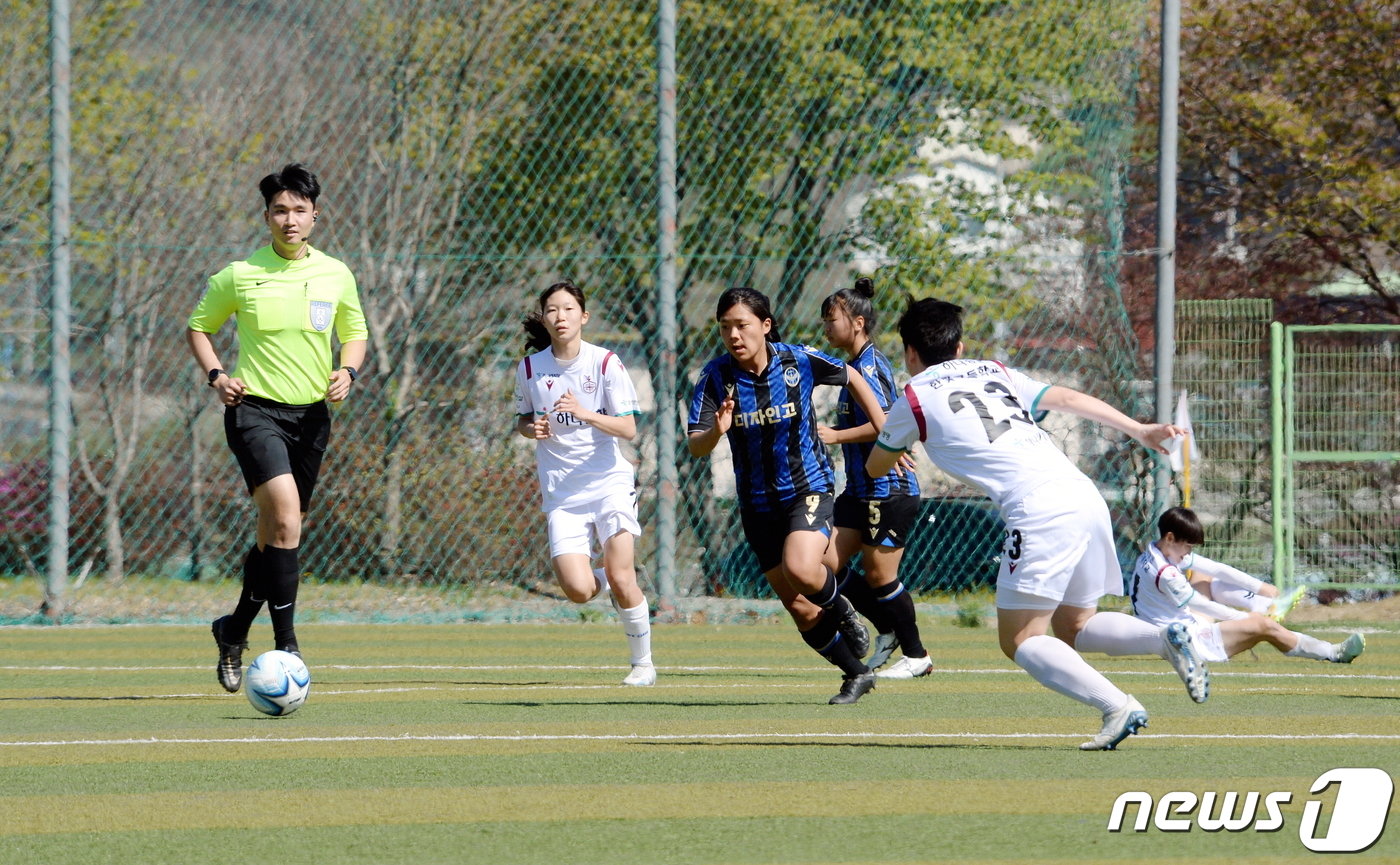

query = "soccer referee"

[186,163,368,693]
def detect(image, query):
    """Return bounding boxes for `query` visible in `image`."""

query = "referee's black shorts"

[224,395,331,512]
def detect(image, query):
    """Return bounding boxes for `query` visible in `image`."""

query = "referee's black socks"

[262,545,301,652]
[225,543,266,641]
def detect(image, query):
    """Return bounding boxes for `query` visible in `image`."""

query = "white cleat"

[1268,585,1307,622]
[1336,633,1366,664]
[874,654,933,679]
[1080,696,1149,751]
[622,663,656,686]
[1161,622,1210,703]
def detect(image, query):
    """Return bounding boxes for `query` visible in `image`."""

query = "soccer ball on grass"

[245,650,311,716]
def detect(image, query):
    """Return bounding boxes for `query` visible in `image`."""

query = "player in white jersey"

[868,297,1204,751]
[1168,542,1306,623]
[513,281,654,686]
[1130,507,1365,668]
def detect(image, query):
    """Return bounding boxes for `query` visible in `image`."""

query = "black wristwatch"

[207,368,225,387]
[341,366,359,382]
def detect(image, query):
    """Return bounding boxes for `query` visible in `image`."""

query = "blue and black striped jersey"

[835,341,920,500]
[688,342,847,512]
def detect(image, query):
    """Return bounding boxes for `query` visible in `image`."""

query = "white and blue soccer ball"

[245,650,311,716]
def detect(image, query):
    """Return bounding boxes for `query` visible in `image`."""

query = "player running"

[867,297,1202,750]
[188,163,368,692]
[816,277,932,679]
[514,281,655,686]
[1129,507,1365,669]
[688,286,887,704]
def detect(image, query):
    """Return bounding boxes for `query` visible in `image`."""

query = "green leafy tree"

[1171,0,1400,316]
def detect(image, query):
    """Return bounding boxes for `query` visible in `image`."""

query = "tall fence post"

[45,0,73,622]
[1153,0,1180,517]
[654,0,679,606]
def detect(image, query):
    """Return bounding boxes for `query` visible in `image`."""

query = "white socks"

[1285,632,1337,661]
[593,567,611,596]
[1211,583,1273,614]
[1073,612,1166,657]
[1014,634,1126,714]
[617,601,652,667]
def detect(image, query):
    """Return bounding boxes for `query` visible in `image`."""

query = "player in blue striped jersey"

[688,287,888,704]
[817,278,931,680]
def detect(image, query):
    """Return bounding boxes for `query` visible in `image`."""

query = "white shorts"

[1188,615,1230,663]
[994,478,1123,610]
[546,488,641,559]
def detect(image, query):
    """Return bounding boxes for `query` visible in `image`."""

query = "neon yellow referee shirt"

[188,245,369,405]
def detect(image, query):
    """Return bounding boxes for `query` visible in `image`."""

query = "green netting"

[1281,326,1400,594]
[3,0,1163,622]
[1174,298,1274,576]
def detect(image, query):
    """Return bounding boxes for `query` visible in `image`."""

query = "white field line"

[4,662,1400,683]
[5,730,1400,748]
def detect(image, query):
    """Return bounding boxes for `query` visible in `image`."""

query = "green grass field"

[2,616,1397,864]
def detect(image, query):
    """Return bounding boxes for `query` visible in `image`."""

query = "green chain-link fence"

[1174,298,1275,576]
[3,0,1164,622]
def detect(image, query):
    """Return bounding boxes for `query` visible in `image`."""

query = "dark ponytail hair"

[820,275,877,337]
[716,286,782,343]
[523,280,588,352]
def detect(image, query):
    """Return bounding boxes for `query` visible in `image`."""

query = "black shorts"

[739,491,834,573]
[224,395,331,512]
[833,492,920,549]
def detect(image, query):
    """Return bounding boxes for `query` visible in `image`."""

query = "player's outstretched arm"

[1038,385,1183,455]
[686,396,734,458]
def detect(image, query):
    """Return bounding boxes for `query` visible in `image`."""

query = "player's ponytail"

[524,280,588,353]
[820,275,878,337]
[522,314,551,352]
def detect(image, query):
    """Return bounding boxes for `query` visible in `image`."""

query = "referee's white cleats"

[622,663,656,686]
[1161,622,1210,703]
[1079,696,1148,751]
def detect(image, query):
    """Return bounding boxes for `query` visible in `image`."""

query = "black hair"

[897,296,964,365]
[716,286,782,343]
[259,163,320,208]
[523,280,587,353]
[821,275,878,337]
[1158,506,1205,545]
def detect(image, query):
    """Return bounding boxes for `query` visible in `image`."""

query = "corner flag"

[1167,389,1201,473]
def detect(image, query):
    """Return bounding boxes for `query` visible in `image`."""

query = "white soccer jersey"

[513,341,641,511]
[876,359,1083,511]
[1129,543,1246,627]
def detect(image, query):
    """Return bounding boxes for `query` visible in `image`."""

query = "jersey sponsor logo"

[308,300,334,332]
[1106,768,1392,853]
[783,366,800,387]
[733,401,798,428]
